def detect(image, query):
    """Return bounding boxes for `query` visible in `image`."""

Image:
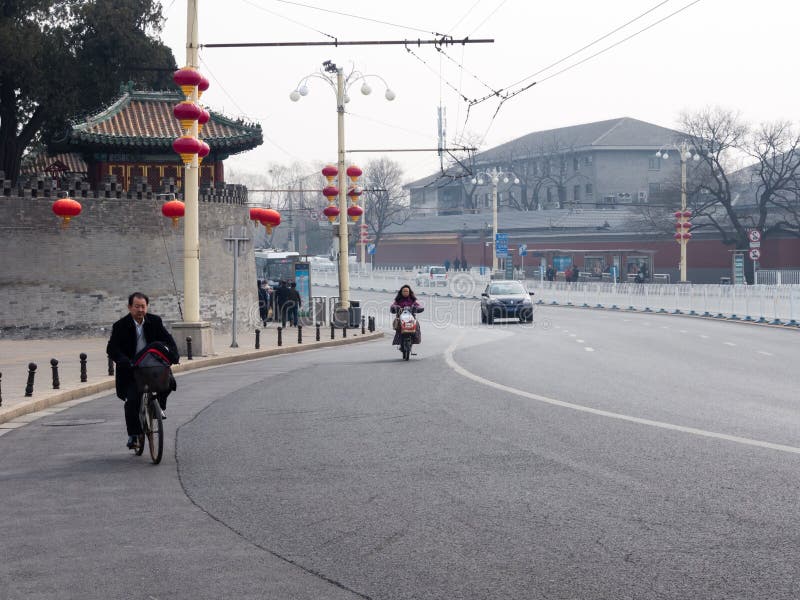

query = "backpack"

[133,341,176,393]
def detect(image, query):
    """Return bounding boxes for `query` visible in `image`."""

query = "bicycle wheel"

[146,395,163,464]
[134,392,147,456]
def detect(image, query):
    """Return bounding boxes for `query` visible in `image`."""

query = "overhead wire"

[468,0,703,144]
[270,0,449,36]
[238,0,337,39]
[198,55,301,160]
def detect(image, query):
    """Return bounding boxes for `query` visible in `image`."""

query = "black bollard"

[342,326,347,338]
[361,316,366,334]
[297,324,302,344]
[0,371,3,407]
[368,316,375,332]
[79,353,87,383]
[51,358,60,390]
[107,356,114,376]
[255,328,261,349]
[316,323,321,342]
[24,363,37,397]
[186,337,193,360]
[330,323,335,340]
[277,327,283,347]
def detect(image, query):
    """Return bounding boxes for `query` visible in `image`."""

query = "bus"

[254,249,300,285]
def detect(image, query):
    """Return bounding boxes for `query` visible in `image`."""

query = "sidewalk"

[0,324,382,425]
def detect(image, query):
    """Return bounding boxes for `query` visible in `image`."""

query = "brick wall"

[0,179,259,334]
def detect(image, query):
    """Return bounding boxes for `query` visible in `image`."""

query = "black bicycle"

[131,366,167,464]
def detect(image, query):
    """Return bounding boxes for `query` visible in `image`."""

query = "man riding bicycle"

[106,292,179,449]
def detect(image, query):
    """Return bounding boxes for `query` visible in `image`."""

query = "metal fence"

[755,270,800,285]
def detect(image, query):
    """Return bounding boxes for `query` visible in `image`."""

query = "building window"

[546,187,553,203]
[585,183,593,196]
[583,155,593,166]
[573,184,581,203]
[573,157,579,171]
[648,157,661,170]
[649,183,661,194]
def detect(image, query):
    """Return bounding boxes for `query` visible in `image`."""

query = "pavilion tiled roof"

[21,152,88,175]
[52,89,262,156]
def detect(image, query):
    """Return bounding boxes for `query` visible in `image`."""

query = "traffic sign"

[495,233,509,258]
[367,243,376,255]
[748,229,761,243]
[749,248,761,261]
[519,243,528,257]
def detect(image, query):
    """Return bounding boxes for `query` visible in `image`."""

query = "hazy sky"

[160,0,799,184]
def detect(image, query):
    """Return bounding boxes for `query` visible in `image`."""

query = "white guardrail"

[311,266,800,326]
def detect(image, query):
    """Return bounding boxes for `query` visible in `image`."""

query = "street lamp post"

[471,167,519,272]
[656,141,700,283]
[291,61,395,307]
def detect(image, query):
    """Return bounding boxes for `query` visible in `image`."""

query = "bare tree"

[679,107,800,282]
[363,157,410,249]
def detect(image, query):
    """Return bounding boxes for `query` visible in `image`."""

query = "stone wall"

[0,174,259,336]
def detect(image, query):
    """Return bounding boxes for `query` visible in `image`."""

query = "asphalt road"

[2,290,798,600]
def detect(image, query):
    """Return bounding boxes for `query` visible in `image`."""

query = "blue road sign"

[367,243,376,255]
[495,233,509,258]
[519,243,528,257]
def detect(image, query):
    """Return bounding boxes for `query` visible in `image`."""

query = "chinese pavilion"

[42,83,262,191]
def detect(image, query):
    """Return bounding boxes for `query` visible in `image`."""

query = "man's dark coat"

[106,313,178,400]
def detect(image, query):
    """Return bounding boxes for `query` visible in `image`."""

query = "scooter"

[392,306,423,361]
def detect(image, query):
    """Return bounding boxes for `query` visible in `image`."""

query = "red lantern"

[249,207,266,223]
[161,199,185,228]
[197,141,210,164]
[52,198,82,228]
[173,101,202,129]
[172,136,203,164]
[173,67,203,97]
[323,205,340,223]
[197,108,210,133]
[682,232,692,240]
[322,186,339,201]
[347,204,364,222]
[681,221,691,229]
[673,210,683,219]
[346,165,362,182]
[322,165,338,182]
[673,233,683,240]
[682,210,692,218]
[347,186,363,198]
[198,75,210,98]
[260,208,281,234]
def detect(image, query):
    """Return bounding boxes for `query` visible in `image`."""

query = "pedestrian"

[453,258,461,271]
[444,259,451,272]
[257,280,270,326]
[106,292,179,450]
[571,264,580,282]
[461,258,468,271]
[286,281,302,327]
[546,265,556,282]
[274,280,290,327]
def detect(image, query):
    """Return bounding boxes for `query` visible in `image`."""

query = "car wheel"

[481,310,487,324]
[486,310,494,324]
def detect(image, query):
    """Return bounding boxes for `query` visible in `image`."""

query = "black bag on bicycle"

[133,342,174,394]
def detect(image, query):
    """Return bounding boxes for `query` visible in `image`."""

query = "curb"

[0,331,384,426]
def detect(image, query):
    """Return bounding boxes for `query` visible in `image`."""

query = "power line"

[466,0,703,143]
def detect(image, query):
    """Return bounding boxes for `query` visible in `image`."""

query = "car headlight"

[522,297,532,304]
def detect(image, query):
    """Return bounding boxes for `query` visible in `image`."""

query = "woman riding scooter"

[390,284,424,352]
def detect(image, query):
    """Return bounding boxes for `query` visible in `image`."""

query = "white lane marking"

[757,350,774,356]
[576,339,584,343]
[679,329,688,334]
[700,335,709,339]
[724,342,736,347]
[445,335,800,455]
[569,333,577,337]
[584,347,595,352]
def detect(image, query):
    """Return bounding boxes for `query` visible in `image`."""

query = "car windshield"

[488,282,525,295]
[430,267,446,274]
